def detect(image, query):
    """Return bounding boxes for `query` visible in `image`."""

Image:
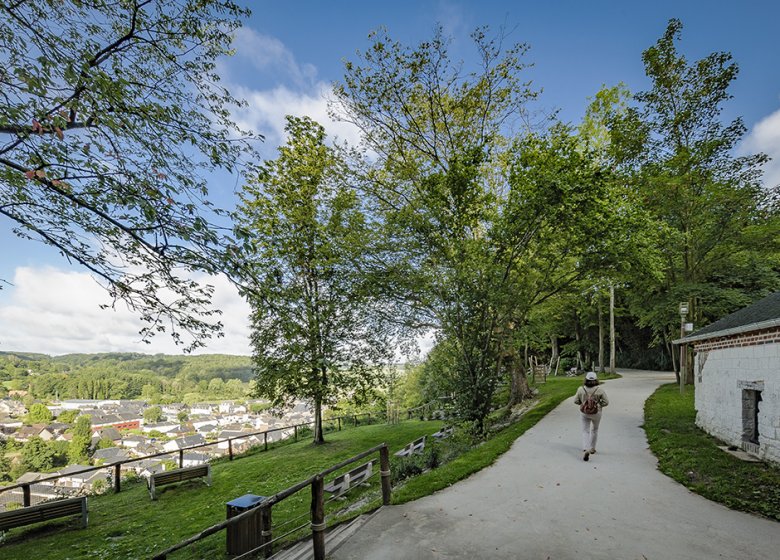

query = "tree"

[67,415,92,463]
[608,19,780,375]
[334,28,651,431]
[21,436,57,472]
[0,0,260,351]
[0,441,11,481]
[236,116,395,443]
[96,438,115,450]
[143,405,163,424]
[25,403,53,424]
[57,409,79,424]
[207,377,225,396]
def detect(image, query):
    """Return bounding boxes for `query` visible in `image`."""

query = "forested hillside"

[0,352,253,403]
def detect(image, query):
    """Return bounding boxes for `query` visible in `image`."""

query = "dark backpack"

[580,388,599,414]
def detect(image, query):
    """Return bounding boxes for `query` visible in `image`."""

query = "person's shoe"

[589,448,596,454]
[583,451,590,462]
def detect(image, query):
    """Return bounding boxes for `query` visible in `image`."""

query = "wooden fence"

[0,411,377,507]
[151,444,392,560]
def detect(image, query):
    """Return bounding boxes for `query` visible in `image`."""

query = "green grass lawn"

[1,374,602,559]
[0,421,440,560]
[644,383,780,521]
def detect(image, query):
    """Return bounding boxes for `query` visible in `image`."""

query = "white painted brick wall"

[694,341,780,464]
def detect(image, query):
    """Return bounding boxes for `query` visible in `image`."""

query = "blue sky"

[2,0,780,355]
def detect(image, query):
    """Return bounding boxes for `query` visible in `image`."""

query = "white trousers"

[581,410,602,451]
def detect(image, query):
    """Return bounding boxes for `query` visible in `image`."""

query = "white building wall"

[694,339,780,463]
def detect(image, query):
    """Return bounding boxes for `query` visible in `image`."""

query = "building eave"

[673,318,780,345]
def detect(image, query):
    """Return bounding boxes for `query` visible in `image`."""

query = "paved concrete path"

[331,369,780,560]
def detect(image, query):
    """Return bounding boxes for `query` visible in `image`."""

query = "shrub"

[391,455,424,483]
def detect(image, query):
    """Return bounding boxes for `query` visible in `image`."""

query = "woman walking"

[574,371,609,461]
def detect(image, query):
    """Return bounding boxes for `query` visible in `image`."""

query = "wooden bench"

[148,464,211,500]
[0,497,87,534]
[432,426,453,440]
[323,461,373,498]
[394,436,426,457]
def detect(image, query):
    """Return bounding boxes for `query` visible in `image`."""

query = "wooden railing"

[151,443,392,560]
[0,411,378,507]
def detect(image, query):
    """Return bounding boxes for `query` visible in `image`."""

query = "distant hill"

[0,352,254,402]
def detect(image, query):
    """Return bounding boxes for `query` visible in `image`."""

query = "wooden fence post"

[338,417,341,431]
[294,425,298,442]
[264,432,268,451]
[260,505,273,558]
[179,449,184,468]
[379,445,391,506]
[114,464,121,493]
[22,483,31,507]
[310,476,325,560]
[228,438,234,461]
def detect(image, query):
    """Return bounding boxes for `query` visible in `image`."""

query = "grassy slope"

[1,421,440,559]
[2,374,602,559]
[644,383,780,521]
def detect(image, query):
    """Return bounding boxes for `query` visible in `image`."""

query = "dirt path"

[330,369,780,559]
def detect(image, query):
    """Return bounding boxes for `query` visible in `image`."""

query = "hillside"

[0,420,440,559]
[0,352,254,403]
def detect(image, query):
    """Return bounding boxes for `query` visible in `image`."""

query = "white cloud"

[231,82,364,151]
[0,266,251,356]
[741,105,780,189]
[217,28,364,152]
[230,27,318,88]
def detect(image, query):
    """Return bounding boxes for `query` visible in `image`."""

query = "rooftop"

[679,291,780,343]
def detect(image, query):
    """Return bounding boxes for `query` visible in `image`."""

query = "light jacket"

[574,385,609,413]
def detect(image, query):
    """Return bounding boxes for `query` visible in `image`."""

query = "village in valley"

[0,396,314,509]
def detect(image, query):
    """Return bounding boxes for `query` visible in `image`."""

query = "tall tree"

[334,28,648,431]
[0,0,259,350]
[236,116,395,444]
[67,415,92,463]
[25,403,53,424]
[21,436,57,472]
[143,405,163,424]
[609,19,780,374]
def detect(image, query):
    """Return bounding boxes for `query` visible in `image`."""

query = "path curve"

[331,369,780,560]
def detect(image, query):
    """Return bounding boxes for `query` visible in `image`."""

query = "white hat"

[585,371,597,381]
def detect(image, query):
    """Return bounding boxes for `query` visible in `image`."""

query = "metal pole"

[680,315,686,394]
[609,283,616,373]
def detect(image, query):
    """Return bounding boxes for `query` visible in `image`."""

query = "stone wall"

[692,327,780,464]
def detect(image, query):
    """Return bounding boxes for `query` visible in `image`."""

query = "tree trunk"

[574,314,584,371]
[313,395,325,444]
[609,283,616,373]
[598,300,605,372]
[667,333,680,384]
[508,356,532,406]
[549,335,559,372]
